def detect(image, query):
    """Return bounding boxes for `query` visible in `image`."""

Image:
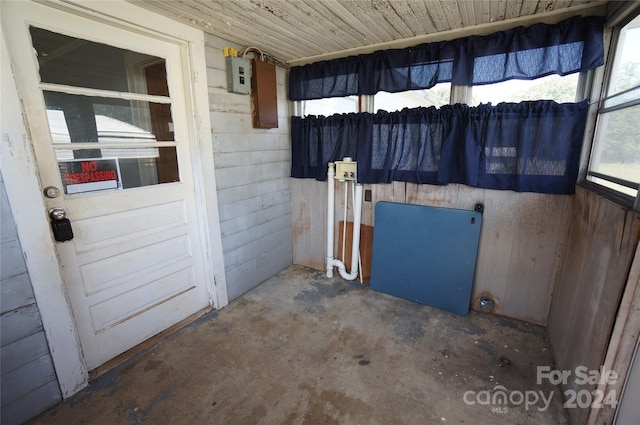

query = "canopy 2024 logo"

[462,365,618,413]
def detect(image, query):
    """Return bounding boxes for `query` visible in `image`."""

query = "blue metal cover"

[370,202,483,315]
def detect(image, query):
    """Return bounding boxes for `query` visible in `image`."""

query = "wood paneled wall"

[293,179,570,325]
[205,34,292,300]
[548,186,640,425]
[1,173,62,425]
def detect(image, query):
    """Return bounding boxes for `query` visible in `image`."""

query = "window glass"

[301,96,358,116]
[374,83,451,112]
[471,74,579,105]
[44,92,174,144]
[603,86,640,109]
[589,104,640,196]
[607,14,640,96]
[30,27,168,95]
[587,12,640,200]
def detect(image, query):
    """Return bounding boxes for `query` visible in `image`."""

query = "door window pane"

[30,27,169,95]
[31,26,182,194]
[44,92,174,144]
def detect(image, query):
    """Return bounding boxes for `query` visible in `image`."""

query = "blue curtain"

[289,15,604,100]
[291,101,588,194]
[291,113,362,180]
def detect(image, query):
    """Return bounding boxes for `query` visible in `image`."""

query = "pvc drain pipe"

[326,162,362,281]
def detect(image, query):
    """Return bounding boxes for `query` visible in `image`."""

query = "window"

[374,83,451,112]
[30,27,180,194]
[300,95,358,117]
[290,17,602,195]
[587,11,640,202]
[471,74,580,105]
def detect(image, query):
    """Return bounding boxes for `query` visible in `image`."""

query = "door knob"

[49,207,67,220]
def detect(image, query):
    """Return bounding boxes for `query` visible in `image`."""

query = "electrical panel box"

[251,60,278,128]
[226,56,251,94]
[335,158,357,181]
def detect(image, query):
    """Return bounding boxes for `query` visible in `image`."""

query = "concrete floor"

[28,265,569,425]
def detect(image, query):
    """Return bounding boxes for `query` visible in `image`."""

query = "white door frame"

[0,0,227,397]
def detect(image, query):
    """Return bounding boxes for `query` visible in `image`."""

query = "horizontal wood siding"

[205,34,292,301]
[1,173,61,425]
[292,179,569,325]
[548,186,640,425]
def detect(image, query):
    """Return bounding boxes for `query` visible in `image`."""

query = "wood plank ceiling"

[132,0,605,65]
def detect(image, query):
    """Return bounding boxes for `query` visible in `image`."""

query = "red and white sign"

[58,158,121,194]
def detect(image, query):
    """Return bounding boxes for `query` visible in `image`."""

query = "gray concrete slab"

[27,265,569,425]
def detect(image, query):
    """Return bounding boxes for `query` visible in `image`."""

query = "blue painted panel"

[370,202,483,315]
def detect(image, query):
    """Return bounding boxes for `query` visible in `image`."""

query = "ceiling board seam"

[158,0,326,59]
[505,0,525,20]
[383,0,424,38]
[345,0,400,41]
[439,0,464,30]
[481,0,492,24]
[319,1,387,45]
[406,0,439,34]
[197,0,328,59]
[492,0,508,22]
[289,1,360,51]
[457,0,472,28]
[425,1,452,32]
[370,0,415,40]
[520,0,540,16]
[223,0,343,53]
[230,0,350,54]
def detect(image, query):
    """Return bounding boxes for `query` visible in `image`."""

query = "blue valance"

[291,101,588,194]
[289,15,604,101]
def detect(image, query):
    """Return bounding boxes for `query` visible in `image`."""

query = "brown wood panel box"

[251,60,278,128]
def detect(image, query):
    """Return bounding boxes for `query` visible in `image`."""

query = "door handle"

[48,208,73,242]
[49,207,66,220]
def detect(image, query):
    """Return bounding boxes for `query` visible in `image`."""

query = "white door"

[4,2,211,370]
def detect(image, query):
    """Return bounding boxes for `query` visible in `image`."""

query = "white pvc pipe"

[326,162,363,281]
[353,181,364,285]
[326,163,336,278]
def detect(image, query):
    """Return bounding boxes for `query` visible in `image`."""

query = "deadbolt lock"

[43,186,61,199]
